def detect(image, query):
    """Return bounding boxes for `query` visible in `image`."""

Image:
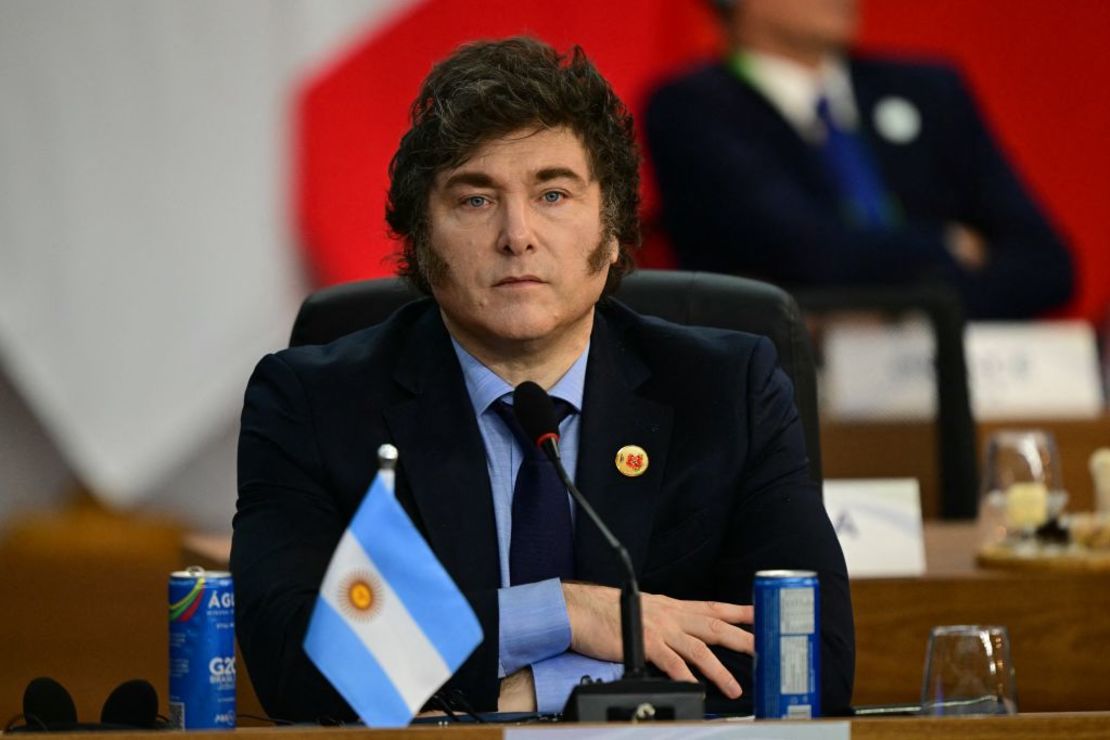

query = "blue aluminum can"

[753,570,820,719]
[169,567,236,729]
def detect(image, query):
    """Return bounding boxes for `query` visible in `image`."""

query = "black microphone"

[22,677,77,729]
[100,679,159,728]
[514,381,647,678]
[513,380,566,457]
[513,381,703,721]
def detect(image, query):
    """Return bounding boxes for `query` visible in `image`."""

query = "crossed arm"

[498,584,753,711]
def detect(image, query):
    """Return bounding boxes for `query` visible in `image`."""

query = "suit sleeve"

[708,338,855,716]
[933,68,1074,318]
[231,353,355,722]
[232,353,501,720]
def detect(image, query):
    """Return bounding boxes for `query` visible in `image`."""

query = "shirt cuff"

[532,653,624,714]
[497,579,571,677]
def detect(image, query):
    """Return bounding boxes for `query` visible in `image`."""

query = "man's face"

[736,0,858,56]
[424,126,617,353]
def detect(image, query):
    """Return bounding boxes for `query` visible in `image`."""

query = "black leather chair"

[290,269,822,483]
[795,283,978,519]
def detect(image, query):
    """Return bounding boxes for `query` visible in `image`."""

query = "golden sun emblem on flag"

[337,571,382,621]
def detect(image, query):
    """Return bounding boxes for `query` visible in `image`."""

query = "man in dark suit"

[645,0,1073,319]
[232,37,853,721]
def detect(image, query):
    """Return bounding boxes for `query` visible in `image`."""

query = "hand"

[562,582,753,699]
[945,222,989,271]
[498,667,536,712]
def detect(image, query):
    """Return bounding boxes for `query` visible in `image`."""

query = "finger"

[699,601,754,625]
[684,614,754,654]
[642,596,754,652]
[672,634,742,699]
[661,607,759,652]
[659,596,752,625]
[645,639,698,685]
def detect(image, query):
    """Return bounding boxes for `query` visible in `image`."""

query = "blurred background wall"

[0,0,1106,724]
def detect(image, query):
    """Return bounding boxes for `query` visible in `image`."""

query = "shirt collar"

[733,50,858,139]
[450,337,589,416]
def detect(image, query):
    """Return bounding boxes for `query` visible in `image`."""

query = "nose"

[498,196,534,255]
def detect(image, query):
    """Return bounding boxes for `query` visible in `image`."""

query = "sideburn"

[587,234,617,275]
[416,236,452,289]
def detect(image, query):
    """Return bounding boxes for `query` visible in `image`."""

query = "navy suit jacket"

[231,298,854,720]
[645,57,1073,319]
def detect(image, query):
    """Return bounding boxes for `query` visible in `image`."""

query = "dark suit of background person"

[644,54,1074,320]
[231,296,855,720]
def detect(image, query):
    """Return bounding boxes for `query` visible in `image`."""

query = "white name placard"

[965,320,1104,419]
[822,316,936,421]
[821,317,1105,422]
[509,722,849,739]
[823,478,926,578]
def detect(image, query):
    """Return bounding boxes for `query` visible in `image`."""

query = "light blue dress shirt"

[450,338,623,712]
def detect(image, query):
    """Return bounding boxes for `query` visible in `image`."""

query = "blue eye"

[542,191,564,204]
[465,195,488,208]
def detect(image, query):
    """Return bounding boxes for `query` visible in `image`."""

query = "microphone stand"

[543,438,704,722]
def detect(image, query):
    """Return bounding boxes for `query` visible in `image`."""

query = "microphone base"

[561,678,704,722]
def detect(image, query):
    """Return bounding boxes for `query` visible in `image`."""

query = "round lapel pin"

[615,445,649,477]
[873,95,921,144]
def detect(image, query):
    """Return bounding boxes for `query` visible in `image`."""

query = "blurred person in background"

[645,0,1074,319]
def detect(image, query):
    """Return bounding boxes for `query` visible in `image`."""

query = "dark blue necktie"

[815,96,892,229]
[492,398,575,586]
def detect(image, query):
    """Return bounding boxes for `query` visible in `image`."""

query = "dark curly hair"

[386,36,640,296]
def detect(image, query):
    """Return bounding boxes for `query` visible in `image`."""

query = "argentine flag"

[304,445,482,727]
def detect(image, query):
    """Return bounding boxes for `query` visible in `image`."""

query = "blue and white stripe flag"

[304,445,483,727]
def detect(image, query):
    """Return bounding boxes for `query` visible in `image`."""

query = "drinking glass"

[921,625,1017,716]
[978,430,1065,545]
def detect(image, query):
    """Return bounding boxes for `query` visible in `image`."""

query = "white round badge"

[872,96,921,144]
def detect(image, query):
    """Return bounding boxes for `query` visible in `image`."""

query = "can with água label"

[169,566,236,729]
[753,569,820,719]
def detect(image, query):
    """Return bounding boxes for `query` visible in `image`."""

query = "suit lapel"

[382,307,500,592]
[727,69,834,197]
[574,309,674,586]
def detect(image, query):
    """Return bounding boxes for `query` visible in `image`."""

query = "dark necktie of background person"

[493,398,575,585]
[815,95,893,229]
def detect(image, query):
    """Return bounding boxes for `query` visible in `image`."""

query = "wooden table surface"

[36,712,1110,739]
